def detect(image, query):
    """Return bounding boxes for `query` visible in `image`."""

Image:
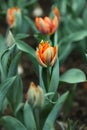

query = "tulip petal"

[36,50,47,67]
[50,46,58,66]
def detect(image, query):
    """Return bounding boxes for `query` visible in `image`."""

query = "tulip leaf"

[7,75,23,112]
[15,33,29,40]
[0,35,6,57]
[60,68,86,83]
[0,76,16,111]
[24,102,37,130]
[48,58,59,94]
[1,116,27,130]
[15,40,39,72]
[8,52,22,77]
[59,30,87,45]
[43,91,69,130]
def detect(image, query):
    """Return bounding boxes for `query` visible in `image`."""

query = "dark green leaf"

[1,116,27,130]
[0,76,16,111]
[48,58,59,94]
[43,91,69,130]
[7,75,23,112]
[15,33,29,40]
[16,40,39,72]
[8,52,22,77]
[59,30,87,45]
[24,102,37,130]
[60,68,86,83]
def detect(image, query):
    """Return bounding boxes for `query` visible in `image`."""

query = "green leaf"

[0,35,6,57]
[24,102,37,130]
[0,49,10,81]
[1,116,27,130]
[83,7,87,29]
[43,91,69,130]
[0,76,16,111]
[15,33,29,40]
[8,52,22,77]
[72,0,86,16]
[7,75,23,112]
[16,40,39,72]
[59,30,87,45]
[60,68,86,83]
[48,58,59,94]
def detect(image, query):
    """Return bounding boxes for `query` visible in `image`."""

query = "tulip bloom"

[36,40,58,67]
[35,7,60,35]
[6,7,21,28]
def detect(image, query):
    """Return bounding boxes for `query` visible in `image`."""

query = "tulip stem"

[47,67,51,91]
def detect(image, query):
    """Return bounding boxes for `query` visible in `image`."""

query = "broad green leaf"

[59,30,87,45]
[24,102,37,130]
[0,49,10,81]
[15,33,29,40]
[72,0,86,16]
[0,35,6,57]
[1,116,27,130]
[0,76,16,111]
[0,44,17,81]
[15,103,24,123]
[8,52,22,77]
[16,40,39,72]
[60,68,86,83]
[43,91,69,130]
[83,7,87,28]
[48,58,59,94]
[7,75,23,112]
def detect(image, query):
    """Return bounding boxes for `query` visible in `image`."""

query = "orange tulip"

[6,7,21,28]
[36,40,58,67]
[35,7,60,35]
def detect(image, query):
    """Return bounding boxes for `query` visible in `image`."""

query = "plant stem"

[34,108,41,130]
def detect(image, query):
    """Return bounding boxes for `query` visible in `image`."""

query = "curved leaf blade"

[0,76,16,111]
[24,102,37,130]
[60,68,86,83]
[43,91,69,130]
[1,116,27,130]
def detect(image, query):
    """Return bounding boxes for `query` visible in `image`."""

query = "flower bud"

[6,7,22,28]
[35,7,60,35]
[26,82,44,108]
[36,40,58,67]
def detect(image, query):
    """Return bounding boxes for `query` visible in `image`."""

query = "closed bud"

[6,7,22,28]
[26,82,44,108]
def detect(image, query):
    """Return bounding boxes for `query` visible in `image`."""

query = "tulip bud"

[6,7,22,28]
[35,7,60,35]
[26,82,44,108]
[36,40,58,67]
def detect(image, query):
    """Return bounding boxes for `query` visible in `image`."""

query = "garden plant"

[0,0,87,130]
